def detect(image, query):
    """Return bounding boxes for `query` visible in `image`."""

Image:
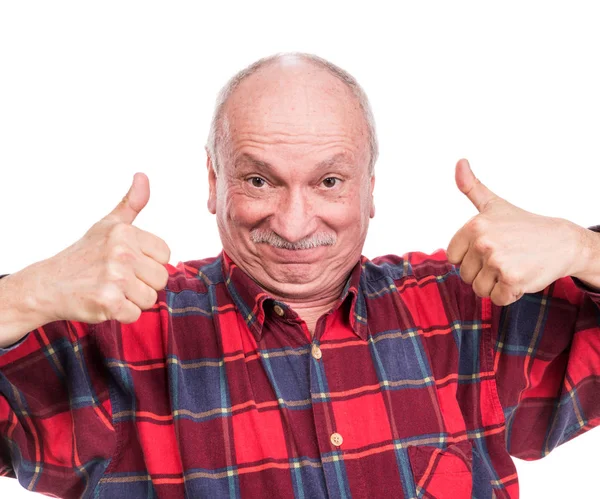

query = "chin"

[261,262,323,286]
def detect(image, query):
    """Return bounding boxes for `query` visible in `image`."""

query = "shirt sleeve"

[492,272,600,460]
[0,319,117,496]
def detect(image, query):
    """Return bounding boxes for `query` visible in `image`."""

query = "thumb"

[104,172,150,224]
[455,158,497,212]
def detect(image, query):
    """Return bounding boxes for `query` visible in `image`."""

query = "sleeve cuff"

[571,275,600,296]
[0,334,30,354]
[0,274,29,353]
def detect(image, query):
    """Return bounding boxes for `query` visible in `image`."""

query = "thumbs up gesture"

[33,173,171,324]
[447,159,585,306]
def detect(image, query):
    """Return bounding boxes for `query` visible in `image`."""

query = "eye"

[322,177,340,188]
[247,176,267,188]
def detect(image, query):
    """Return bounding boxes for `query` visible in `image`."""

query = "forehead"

[233,150,357,171]
[221,60,369,160]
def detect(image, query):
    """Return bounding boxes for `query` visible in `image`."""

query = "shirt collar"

[221,251,368,341]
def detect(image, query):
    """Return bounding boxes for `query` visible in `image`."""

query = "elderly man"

[1,52,599,499]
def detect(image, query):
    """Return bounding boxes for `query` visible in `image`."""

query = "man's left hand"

[447,158,595,306]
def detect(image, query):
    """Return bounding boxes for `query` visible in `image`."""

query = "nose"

[270,187,318,243]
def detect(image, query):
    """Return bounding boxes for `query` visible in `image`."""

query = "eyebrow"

[234,152,354,170]
[234,153,270,170]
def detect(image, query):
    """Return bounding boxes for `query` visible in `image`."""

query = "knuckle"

[109,243,135,264]
[157,238,171,264]
[459,266,474,285]
[120,307,142,324]
[491,289,508,306]
[466,216,485,235]
[144,288,158,309]
[473,237,493,254]
[103,264,129,288]
[499,268,520,286]
[96,287,123,315]
[472,282,487,298]
[492,284,522,307]
[131,308,142,322]
[492,296,508,306]
[159,265,169,288]
[486,255,502,271]
[446,247,460,265]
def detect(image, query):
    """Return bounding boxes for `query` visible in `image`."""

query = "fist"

[37,173,171,324]
[447,159,581,306]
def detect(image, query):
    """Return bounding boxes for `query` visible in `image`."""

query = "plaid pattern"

[1,249,600,498]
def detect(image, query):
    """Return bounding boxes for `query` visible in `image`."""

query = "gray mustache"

[250,229,336,250]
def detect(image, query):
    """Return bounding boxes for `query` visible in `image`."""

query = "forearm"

[570,225,600,290]
[0,262,55,348]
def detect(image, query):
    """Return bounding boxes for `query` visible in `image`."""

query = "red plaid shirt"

[1,249,600,498]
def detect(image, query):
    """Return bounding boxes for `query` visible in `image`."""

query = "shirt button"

[311,344,322,360]
[330,432,343,447]
[273,304,285,317]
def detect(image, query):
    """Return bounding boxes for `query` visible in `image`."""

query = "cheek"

[319,197,366,231]
[333,183,373,222]
[219,190,274,228]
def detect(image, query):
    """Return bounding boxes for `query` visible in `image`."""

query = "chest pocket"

[407,440,473,499]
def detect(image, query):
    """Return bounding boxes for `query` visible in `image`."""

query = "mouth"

[259,243,329,263]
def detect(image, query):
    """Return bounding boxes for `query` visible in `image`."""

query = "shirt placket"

[259,301,353,498]
[308,313,352,499]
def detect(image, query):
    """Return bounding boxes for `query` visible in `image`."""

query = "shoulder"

[108,255,226,354]
[163,254,224,294]
[364,249,457,284]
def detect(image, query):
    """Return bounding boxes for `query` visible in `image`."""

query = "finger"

[124,276,159,311]
[472,268,498,298]
[135,228,171,264]
[455,159,498,213]
[104,172,150,224]
[490,281,524,307]
[134,253,170,291]
[113,299,143,324]
[447,225,471,265]
[458,245,483,285]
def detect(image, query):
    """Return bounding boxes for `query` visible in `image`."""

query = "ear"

[369,175,376,218]
[206,152,217,215]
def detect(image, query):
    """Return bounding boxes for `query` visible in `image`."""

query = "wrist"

[570,224,600,289]
[11,260,60,326]
[0,271,44,348]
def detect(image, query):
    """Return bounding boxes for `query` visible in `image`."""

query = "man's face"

[207,59,375,300]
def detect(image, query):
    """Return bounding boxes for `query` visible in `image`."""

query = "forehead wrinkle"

[315,152,355,169]
[233,151,355,173]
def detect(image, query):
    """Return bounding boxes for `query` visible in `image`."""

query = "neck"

[289,301,338,337]
[274,288,344,337]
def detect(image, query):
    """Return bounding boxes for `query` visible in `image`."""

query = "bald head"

[205,53,378,302]
[206,52,378,176]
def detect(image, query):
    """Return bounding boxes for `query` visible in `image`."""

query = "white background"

[1,1,599,497]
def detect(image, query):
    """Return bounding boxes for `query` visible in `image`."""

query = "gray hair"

[205,52,379,176]
[250,228,336,250]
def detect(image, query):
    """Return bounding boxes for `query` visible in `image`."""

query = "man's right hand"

[26,172,171,325]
